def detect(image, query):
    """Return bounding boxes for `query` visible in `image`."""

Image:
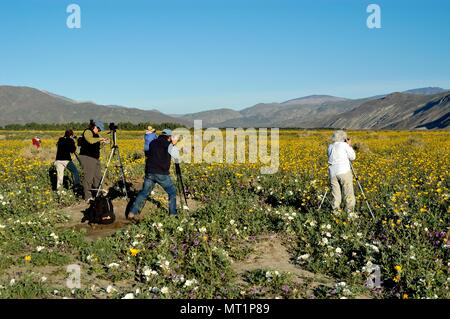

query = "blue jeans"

[130,173,177,215]
[67,161,81,186]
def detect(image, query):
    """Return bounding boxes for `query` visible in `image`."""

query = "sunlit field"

[0,129,448,299]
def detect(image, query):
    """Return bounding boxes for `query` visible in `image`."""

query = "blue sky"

[0,0,449,113]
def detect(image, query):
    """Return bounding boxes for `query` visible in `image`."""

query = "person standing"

[327,130,356,213]
[78,120,108,202]
[128,129,180,220]
[54,129,81,191]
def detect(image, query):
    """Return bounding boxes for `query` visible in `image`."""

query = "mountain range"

[0,86,191,127]
[0,85,448,129]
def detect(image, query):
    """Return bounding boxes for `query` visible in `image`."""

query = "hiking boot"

[127,212,138,221]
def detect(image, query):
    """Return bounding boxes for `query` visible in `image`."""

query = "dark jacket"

[55,137,76,161]
[79,129,101,159]
[145,136,172,175]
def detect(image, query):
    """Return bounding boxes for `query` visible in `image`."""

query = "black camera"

[109,122,118,131]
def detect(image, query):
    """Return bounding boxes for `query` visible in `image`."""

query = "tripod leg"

[318,189,328,210]
[176,170,189,209]
[175,163,189,209]
[115,147,128,199]
[175,174,184,211]
[350,163,375,219]
[96,147,115,198]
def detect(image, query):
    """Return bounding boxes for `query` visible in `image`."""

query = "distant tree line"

[1,122,186,131]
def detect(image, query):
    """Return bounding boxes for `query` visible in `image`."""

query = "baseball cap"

[147,126,156,132]
[161,129,172,136]
[93,119,105,131]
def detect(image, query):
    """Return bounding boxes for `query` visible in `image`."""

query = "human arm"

[345,142,356,161]
[168,143,180,164]
[69,138,77,154]
[84,130,106,144]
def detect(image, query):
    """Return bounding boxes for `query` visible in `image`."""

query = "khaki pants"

[330,171,355,212]
[54,160,80,189]
[79,155,101,200]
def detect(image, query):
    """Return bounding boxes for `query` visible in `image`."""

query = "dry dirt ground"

[59,192,200,242]
[232,234,334,296]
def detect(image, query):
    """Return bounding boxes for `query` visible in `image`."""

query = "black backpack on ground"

[83,195,115,225]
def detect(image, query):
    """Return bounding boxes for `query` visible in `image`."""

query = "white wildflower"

[161,287,169,294]
[184,279,198,288]
[298,253,310,260]
[106,285,117,294]
[122,293,134,299]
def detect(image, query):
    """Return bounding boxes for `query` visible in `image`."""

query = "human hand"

[346,138,352,146]
[171,135,180,145]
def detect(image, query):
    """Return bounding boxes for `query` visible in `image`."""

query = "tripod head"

[108,122,119,148]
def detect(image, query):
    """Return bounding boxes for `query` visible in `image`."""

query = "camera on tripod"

[109,122,119,131]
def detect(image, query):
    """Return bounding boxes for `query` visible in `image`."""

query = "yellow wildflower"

[129,248,140,256]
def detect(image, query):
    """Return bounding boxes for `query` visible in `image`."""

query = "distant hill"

[0,86,191,127]
[281,95,349,106]
[179,87,449,129]
[1,85,448,129]
[403,87,448,95]
[181,108,243,126]
[327,91,450,129]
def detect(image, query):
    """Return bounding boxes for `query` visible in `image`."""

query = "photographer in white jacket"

[328,130,356,213]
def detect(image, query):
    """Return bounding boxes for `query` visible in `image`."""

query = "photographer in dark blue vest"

[128,129,180,219]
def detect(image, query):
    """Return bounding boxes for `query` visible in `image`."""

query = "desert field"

[0,129,449,299]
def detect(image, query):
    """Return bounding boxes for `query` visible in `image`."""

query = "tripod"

[350,162,375,219]
[96,129,128,199]
[318,163,375,220]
